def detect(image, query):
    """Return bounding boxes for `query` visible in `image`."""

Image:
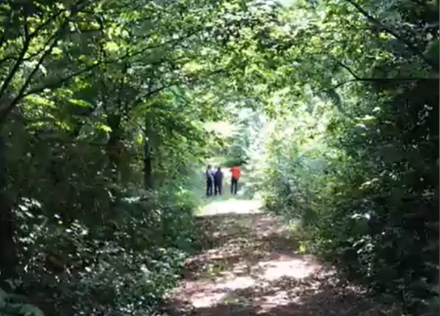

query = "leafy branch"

[345,0,439,71]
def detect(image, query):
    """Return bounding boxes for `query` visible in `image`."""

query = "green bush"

[223,157,246,168]
[262,79,439,316]
[10,184,198,316]
[0,288,44,316]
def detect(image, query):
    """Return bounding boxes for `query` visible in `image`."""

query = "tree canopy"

[0,0,438,315]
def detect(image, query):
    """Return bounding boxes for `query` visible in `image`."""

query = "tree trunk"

[0,133,18,288]
[105,114,122,184]
[144,140,153,190]
[144,114,153,190]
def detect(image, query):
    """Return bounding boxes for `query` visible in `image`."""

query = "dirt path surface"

[160,199,398,316]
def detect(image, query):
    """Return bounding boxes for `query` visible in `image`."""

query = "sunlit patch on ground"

[161,199,401,316]
[257,254,318,281]
[199,198,263,216]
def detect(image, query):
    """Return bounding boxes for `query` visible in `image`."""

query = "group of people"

[205,165,241,196]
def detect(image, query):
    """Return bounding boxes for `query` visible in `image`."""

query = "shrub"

[10,185,198,316]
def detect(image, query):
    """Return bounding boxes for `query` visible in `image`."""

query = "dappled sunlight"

[214,276,257,293]
[199,198,263,216]
[203,121,235,138]
[258,255,318,281]
[161,202,396,316]
[190,292,227,309]
[166,205,315,313]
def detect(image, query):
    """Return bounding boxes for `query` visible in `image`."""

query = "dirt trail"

[160,199,398,316]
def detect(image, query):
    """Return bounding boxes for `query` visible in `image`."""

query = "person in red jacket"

[230,165,241,195]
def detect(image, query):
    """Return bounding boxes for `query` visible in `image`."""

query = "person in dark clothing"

[214,167,223,195]
[205,165,214,197]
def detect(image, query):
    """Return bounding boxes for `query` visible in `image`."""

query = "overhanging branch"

[326,76,439,92]
[346,0,439,71]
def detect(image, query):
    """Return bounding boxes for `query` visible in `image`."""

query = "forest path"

[159,198,394,316]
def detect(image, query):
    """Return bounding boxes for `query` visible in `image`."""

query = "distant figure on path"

[214,167,223,195]
[230,165,241,195]
[205,165,214,197]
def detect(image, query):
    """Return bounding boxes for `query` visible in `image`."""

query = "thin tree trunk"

[0,133,18,288]
[105,114,122,184]
[144,114,153,190]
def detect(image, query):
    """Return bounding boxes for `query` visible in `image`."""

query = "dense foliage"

[0,0,437,315]
[259,1,439,315]
[0,0,279,314]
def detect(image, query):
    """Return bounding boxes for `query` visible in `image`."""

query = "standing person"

[205,165,214,197]
[214,167,223,195]
[230,165,241,195]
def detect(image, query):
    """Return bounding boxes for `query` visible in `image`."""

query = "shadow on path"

[160,201,401,316]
